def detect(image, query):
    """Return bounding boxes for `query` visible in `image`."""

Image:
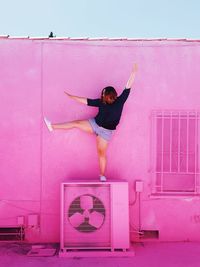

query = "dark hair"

[101,86,117,104]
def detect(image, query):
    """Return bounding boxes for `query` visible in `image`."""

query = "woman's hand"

[64,91,72,97]
[132,63,138,73]
[125,63,138,89]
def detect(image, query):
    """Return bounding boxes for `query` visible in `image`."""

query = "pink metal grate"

[151,111,200,194]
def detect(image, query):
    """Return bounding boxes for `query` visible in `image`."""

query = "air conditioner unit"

[60,181,130,256]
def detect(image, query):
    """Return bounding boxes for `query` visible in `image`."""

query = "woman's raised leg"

[44,117,93,134]
[52,120,93,134]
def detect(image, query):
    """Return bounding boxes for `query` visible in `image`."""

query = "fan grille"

[63,184,111,248]
[68,194,105,233]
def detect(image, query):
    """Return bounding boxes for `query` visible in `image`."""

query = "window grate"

[151,110,200,194]
[0,226,25,241]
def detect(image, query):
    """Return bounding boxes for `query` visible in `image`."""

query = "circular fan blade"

[89,211,104,228]
[69,212,84,228]
[80,195,93,210]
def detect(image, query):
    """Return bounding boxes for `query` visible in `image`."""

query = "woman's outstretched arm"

[64,91,87,104]
[126,63,138,89]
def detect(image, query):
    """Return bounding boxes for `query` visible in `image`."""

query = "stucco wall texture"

[1,38,200,243]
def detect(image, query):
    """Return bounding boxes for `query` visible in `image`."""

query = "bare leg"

[52,120,93,134]
[96,136,108,177]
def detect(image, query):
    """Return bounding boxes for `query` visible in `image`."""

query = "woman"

[44,63,138,181]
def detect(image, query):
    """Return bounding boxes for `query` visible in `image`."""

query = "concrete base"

[59,246,135,258]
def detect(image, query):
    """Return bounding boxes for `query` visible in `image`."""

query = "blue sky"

[0,0,200,38]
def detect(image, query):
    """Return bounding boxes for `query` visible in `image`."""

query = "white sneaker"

[100,175,107,182]
[44,117,53,132]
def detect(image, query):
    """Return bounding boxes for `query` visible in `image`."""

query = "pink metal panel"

[111,182,130,249]
[60,183,65,249]
[63,183,111,248]
[60,181,129,252]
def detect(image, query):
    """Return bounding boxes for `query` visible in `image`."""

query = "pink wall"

[1,38,200,242]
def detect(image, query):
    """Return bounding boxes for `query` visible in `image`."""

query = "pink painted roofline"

[0,35,200,42]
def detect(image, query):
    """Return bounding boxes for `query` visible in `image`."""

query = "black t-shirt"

[87,88,130,130]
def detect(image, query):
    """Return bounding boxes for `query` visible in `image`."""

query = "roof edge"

[0,35,200,42]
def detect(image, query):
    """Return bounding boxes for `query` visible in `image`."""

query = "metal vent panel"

[63,184,111,247]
